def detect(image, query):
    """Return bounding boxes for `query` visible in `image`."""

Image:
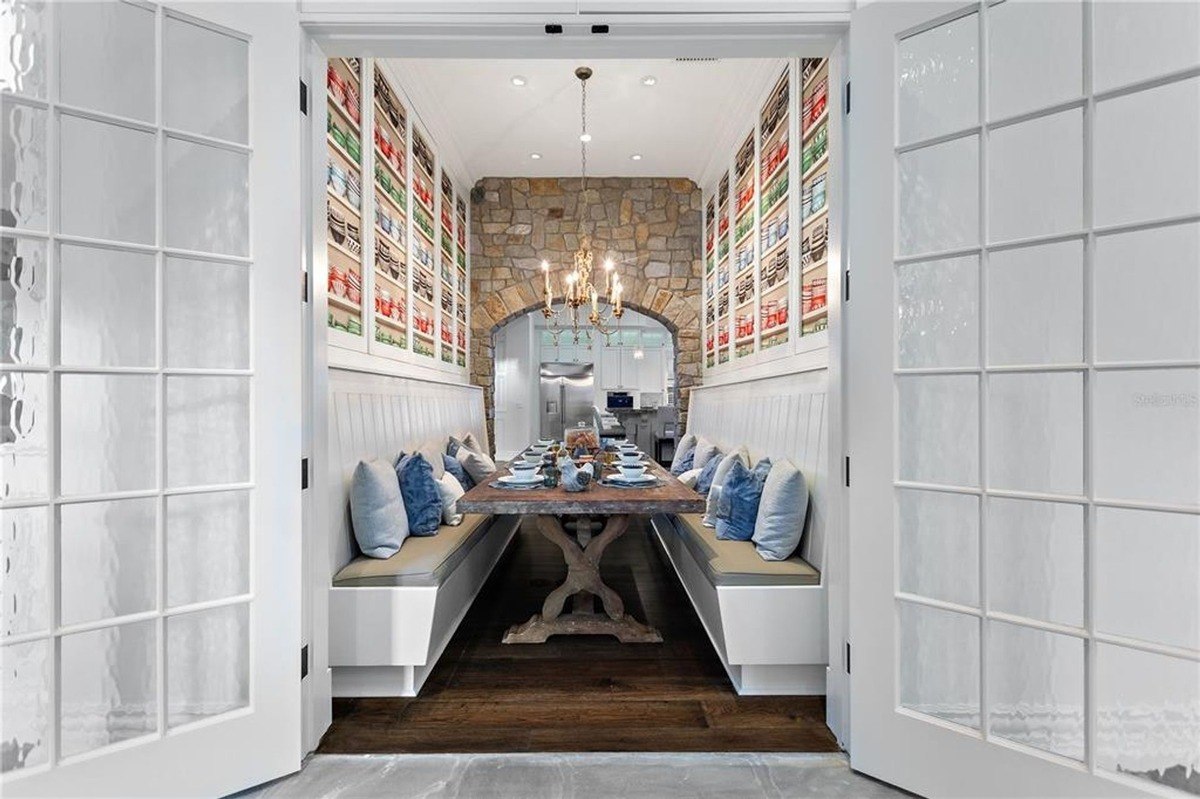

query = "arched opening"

[485,301,682,459]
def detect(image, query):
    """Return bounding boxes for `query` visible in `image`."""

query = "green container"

[346,136,361,162]
[330,125,347,150]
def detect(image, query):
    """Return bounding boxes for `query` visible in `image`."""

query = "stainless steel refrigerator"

[539,362,594,441]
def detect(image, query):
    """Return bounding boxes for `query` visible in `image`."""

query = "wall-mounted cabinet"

[703,57,838,378]
[323,58,470,378]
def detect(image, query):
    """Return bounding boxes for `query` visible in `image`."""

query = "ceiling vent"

[675,57,721,62]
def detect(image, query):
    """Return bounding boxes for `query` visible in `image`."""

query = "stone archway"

[467,175,705,450]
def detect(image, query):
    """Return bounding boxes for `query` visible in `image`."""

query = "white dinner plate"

[609,472,656,485]
[500,472,541,485]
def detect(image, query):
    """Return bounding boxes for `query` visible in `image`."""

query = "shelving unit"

[799,56,830,335]
[758,68,791,352]
[326,58,365,339]
[323,58,470,377]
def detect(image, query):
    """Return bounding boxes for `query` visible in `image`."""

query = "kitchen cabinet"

[599,347,624,389]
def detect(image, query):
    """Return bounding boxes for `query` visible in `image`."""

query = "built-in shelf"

[327,188,360,219]
[802,305,828,322]
[803,109,828,141]
[802,151,829,183]
[328,239,358,261]
[327,98,359,136]
[761,235,788,262]
[329,293,359,313]
[803,204,829,229]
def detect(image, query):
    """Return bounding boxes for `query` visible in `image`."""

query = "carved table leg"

[503,514,663,644]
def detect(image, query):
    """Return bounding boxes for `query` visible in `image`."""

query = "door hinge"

[300,79,309,116]
[844,456,850,487]
[844,81,851,114]
[301,457,309,490]
[843,269,849,302]
[845,642,851,674]
[302,270,309,303]
[300,644,309,680]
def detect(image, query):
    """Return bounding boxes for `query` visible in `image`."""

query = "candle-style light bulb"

[604,259,614,295]
[542,260,552,308]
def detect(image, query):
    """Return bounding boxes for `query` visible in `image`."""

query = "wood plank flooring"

[318,517,839,754]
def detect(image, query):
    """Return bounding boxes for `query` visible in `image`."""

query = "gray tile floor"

[235,752,909,798]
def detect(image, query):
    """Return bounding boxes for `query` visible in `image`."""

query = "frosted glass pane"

[164,17,248,144]
[1,370,47,500]
[1095,77,1200,228]
[988,0,1081,120]
[59,114,154,245]
[1096,507,1200,651]
[1,506,47,637]
[60,374,157,496]
[59,243,156,368]
[165,376,249,488]
[60,620,157,758]
[988,621,1084,761]
[164,138,248,257]
[0,97,46,230]
[988,109,1083,243]
[1,235,47,365]
[1095,221,1200,364]
[0,1,47,99]
[897,12,978,145]
[56,1,154,122]
[168,603,249,728]
[897,488,978,606]
[164,257,249,369]
[1096,644,1200,790]
[987,497,1083,628]
[897,135,979,257]
[1093,1,1200,92]
[0,639,50,773]
[60,498,156,626]
[1094,368,1200,507]
[988,240,1083,366]
[167,490,249,607]
[899,602,979,730]
[988,372,1083,495]
[896,255,978,369]
[896,374,979,487]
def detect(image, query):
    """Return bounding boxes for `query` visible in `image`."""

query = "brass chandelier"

[540,65,624,345]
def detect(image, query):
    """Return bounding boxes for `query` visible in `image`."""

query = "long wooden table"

[458,456,704,644]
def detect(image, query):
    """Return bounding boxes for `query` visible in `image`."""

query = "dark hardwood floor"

[318,517,839,754]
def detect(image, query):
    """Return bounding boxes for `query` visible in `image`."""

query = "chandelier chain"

[580,76,588,215]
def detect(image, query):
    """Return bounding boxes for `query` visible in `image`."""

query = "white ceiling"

[390,58,778,183]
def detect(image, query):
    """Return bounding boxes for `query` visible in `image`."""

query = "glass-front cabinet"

[702,56,837,376]
[323,58,469,376]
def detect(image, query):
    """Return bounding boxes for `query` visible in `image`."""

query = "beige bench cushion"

[334,513,493,587]
[673,513,819,586]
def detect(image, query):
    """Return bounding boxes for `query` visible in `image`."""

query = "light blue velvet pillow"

[715,458,772,541]
[349,459,409,558]
[694,449,724,496]
[443,453,475,490]
[394,453,442,536]
[752,459,809,561]
[670,447,695,477]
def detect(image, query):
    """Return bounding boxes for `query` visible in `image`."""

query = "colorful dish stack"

[800,56,830,335]
[704,195,717,369]
[372,64,409,351]
[409,127,438,359]
[326,58,365,337]
[454,195,469,368]
[438,171,456,365]
[732,132,757,360]
[757,68,791,352]
[716,172,731,364]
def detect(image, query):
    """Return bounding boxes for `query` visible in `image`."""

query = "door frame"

[297,5,853,755]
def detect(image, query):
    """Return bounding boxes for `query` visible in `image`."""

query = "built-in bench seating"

[651,370,829,695]
[326,369,518,697]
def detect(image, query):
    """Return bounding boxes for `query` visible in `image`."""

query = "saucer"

[500,472,541,485]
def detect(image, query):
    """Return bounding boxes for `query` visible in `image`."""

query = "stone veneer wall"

[469,177,703,447]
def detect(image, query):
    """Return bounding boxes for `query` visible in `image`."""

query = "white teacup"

[511,462,540,482]
[618,463,647,480]
[536,439,555,447]
[618,452,642,465]
[618,442,638,450]
[522,452,542,464]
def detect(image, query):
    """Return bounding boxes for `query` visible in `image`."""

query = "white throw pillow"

[462,431,487,454]
[703,447,750,528]
[692,436,721,470]
[435,472,465,526]
[676,467,703,489]
[456,445,497,485]
[417,439,446,480]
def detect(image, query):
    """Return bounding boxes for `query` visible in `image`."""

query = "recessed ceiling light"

[511,75,527,87]
[641,75,657,86]
[579,133,592,143]
[630,154,643,161]
[530,153,542,159]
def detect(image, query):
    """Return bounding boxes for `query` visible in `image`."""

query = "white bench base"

[329,515,519,697]
[651,515,827,696]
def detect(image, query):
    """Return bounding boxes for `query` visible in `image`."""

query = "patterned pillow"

[447,435,464,457]
[715,458,772,541]
[443,453,475,490]
[670,447,695,476]
[669,433,697,473]
[394,453,442,536]
[693,449,725,495]
[702,447,750,527]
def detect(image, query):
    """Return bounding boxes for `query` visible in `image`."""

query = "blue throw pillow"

[443,453,474,490]
[349,459,409,558]
[694,449,724,496]
[394,453,442,535]
[447,436,463,458]
[670,448,695,476]
[715,458,772,541]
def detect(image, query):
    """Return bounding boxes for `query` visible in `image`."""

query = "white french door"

[2,2,301,796]
[847,1,1198,797]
